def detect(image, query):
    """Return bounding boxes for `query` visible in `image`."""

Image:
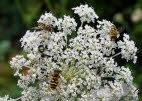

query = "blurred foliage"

[14,0,43,27]
[0,40,11,60]
[0,0,142,100]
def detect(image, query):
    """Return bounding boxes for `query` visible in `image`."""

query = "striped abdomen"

[50,77,59,89]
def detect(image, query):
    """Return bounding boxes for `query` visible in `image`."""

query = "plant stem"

[81,22,83,27]
[66,35,68,49]
[110,52,121,58]
[15,97,22,101]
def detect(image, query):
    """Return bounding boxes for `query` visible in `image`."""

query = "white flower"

[21,87,39,101]
[57,16,77,35]
[77,25,96,36]
[10,55,27,70]
[0,95,15,101]
[99,36,117,56]
[20,30,42,53]
[97,20,120,38]
[72,4,98,23]
[38,12,57,27]
[117,34,138,63]
[27,53,36,60]
[117,67,133,83]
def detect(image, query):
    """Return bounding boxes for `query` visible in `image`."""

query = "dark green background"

[0,0,142,100]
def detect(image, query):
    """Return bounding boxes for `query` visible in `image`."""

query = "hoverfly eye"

[38,45,44,53]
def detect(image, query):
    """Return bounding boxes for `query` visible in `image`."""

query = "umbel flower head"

[1,4,138,101]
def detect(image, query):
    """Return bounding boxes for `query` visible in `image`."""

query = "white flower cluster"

[117,34,138,63]
[72,4,98,23]
[38,13,57,27]
[57,16,77,35]
[0,95,14,101]
[1,4,138,101]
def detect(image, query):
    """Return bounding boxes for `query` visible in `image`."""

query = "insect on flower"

[109,24,119,40]
[32,22,54,32]
[38,45,52,58]
[50,69,62,89]
[38,45,47,57]
[38,45,45,53]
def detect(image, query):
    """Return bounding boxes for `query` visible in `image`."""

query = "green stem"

[66,35,68,49]
[81,22,83,27]
[15,97,22,101]
[110,52,121,58]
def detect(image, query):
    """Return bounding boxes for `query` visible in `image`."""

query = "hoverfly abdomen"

[50,69,61,89]
[50,78,59,89]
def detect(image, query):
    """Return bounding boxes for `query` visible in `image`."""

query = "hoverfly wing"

[32,27,43,31]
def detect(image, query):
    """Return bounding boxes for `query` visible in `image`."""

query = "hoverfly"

[108,24,119,41]
[32,22,53,32]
